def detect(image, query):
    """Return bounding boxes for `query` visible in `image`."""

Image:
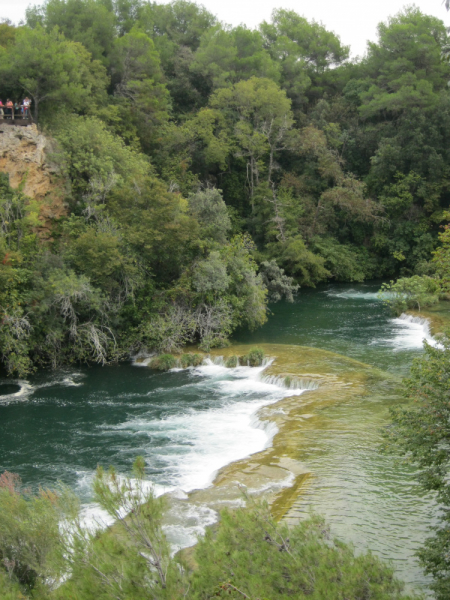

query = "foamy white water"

[132,356,154,367]
[325,288,438,351]
[375,313,438,350]
[0,380,34,403]
[0,372,88,405]
[105,360,304,492]
[327,289,384,301]
[75,360,307,547]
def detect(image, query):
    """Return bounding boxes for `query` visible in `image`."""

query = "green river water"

[0,283,441,595]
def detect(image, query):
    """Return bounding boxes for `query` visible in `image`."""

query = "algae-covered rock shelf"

[195,344,398,516]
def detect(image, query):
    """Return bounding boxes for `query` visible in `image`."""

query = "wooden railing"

[0,105,32,123]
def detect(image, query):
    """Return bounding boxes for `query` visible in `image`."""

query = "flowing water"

[0,283,442,594]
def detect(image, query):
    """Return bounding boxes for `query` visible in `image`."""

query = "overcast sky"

[1,0,447,58]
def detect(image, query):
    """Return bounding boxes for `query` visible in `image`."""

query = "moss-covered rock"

[150,354,177,371]
[180,353,194,368]
[240,347,264,367]
[225,355,238,368]
[180,353,204,368]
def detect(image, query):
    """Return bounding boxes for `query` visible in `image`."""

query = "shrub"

[0,471,68,593]
[180,353,204,368]
[24,463,415,600]
[191,353,204,367]
[379,275,440,315]
[260,259,299,302]
[383,335,450,599]
[190,500,414,600]
[150,354,177,371]
[180,353,194,368]
[199,334,230,352]
[225,355,238,368]
[240,347,264,367]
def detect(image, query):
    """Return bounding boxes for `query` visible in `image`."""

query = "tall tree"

[26,0,117,64]
[190,25,280,91]
[0,26,108,123]
[209,77,294,203]
[359,7,449,120]
[260,9,349,110]
[110,26,170,150]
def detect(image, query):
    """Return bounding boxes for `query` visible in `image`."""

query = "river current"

[0,283,439,594]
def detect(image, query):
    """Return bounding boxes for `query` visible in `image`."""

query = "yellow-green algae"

[185,344,401,522]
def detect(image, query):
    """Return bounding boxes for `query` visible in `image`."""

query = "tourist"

[0,100,3,117]
[6,99,13,119]
[23,97,31,119]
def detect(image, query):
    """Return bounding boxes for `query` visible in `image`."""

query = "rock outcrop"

[0,123,68,238]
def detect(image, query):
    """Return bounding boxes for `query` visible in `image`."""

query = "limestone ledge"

[171,344,400,527]
[407,302,450,338]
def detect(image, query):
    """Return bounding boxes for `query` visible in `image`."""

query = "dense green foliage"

[0,461,418,600]
[379,276,440,316]
[2,3,450,593]
[191,505,413,600]
[383,336,450,600]
[1,1,450,375]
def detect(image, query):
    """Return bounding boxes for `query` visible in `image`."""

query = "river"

[0,282,439,595]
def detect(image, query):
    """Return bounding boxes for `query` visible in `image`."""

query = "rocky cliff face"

[0,123,67,238]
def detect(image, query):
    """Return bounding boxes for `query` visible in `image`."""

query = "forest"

[1,0,450,375]
[3,2,450,599]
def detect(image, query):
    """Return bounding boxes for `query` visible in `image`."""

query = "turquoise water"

[0,283,438,593]
[235,283,434,376]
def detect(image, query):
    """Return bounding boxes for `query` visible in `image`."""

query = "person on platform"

[6,99,13,119]
[23,97,31,118]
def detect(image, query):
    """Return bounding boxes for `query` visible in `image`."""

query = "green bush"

[180,353,204,368]
[383,335,450,599]
[225,355,238,368]
[199,334,231,352]
[191,353,204,367]
[180,353,194,368]
[379,275,440,315]
[0,571,26,600]
[2,463,416,600]
[150,354,177,371]
[0,470,69,593]
[190,501,416,600]
[240,347,264,367]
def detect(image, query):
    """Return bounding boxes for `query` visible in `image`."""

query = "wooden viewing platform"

[0,118,32,127]
[0,105,33,127]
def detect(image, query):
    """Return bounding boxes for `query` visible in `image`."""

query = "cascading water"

[389,313,438,349]
[0,358,311,550]
[0,282,444,595]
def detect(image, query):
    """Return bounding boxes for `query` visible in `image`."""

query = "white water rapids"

[77,358,309,548]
